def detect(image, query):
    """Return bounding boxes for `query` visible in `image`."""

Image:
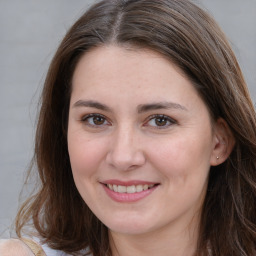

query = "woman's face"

[68,46,218,236]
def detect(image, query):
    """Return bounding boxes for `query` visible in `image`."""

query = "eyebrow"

[137,102,187,113]
[72,100,187,113]
[72,100,111,112]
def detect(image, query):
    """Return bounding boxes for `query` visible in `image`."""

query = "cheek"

[67,132,109,207]
[148,131,213,178]
[67,131,107,178]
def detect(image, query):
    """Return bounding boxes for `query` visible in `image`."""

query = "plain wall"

[0,0,255,238]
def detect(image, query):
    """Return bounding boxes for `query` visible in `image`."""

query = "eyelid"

[80,113,111,127]
[81,113,105,121]
[143,114,177,128]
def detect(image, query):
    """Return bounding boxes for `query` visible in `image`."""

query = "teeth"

[113,184,118,192]
[117,185,126,193]
[127,185,136,193]
[136,185,143,192]
[107,184,156,193]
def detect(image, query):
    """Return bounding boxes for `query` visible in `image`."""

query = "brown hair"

[16,0,256,255]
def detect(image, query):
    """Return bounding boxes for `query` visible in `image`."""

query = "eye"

[81,114,110,127]
[145,115,176,128]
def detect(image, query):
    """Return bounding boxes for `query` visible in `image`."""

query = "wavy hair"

[16,0,256,255]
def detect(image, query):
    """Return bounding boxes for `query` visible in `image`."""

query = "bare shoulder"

[0,239,34,256]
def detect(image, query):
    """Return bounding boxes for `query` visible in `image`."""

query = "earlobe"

[210,118,235,166]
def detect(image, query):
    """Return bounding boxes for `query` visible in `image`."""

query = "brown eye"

[155,117,168,126]
[146,115,176,128]
[92,116,105,125]
[82,114,109,127]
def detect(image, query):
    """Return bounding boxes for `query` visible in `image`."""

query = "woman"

[1,0,256,255]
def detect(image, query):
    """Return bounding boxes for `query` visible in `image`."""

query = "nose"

[106,126,146,171]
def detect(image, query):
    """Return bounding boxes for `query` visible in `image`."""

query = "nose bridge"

[116,125,133,149]
[106,123,145,170]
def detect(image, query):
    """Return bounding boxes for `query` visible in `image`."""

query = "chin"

[101,215,155,235]
[109,224,151,235]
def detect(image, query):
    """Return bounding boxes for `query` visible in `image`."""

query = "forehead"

[72,45,189,89]
[71,45,204,110]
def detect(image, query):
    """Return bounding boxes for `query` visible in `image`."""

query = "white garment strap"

[20,238,46,256]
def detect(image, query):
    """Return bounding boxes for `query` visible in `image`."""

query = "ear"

[210,118,235,166]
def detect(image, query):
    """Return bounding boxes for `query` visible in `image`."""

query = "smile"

[107,184,155,194]
[102,181,159,202]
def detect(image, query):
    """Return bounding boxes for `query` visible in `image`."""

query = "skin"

[68,45,231,256]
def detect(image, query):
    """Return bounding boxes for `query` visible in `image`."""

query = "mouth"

[105,183,158,194]
[100,179,160,202]
[101,181,160,202]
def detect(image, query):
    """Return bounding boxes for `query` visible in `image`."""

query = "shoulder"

[0,238,90,256]
[0,239,34,256]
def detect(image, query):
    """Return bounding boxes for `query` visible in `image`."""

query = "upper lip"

[101,179,160,186]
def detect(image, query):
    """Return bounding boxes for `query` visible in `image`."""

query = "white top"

[34,237,74,256]
[0,238,89,256]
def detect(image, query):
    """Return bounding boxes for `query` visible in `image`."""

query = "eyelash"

[144,114,177,129]
[80,114,176,129]
[81,113,110,127]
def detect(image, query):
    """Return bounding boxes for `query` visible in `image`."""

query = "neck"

[109,219,199,256]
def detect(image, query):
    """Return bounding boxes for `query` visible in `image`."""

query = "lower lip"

[102,184,158,203]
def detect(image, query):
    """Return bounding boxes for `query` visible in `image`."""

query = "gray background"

[0,0,255,238]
